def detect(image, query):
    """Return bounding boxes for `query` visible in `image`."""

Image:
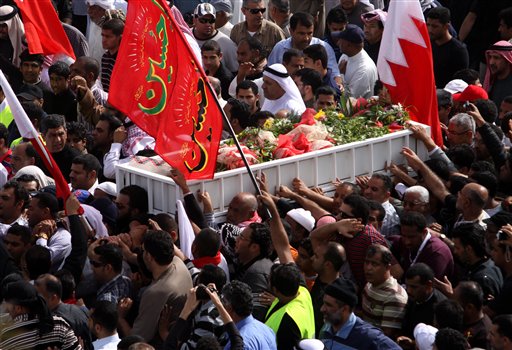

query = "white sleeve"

[103,143,122,180]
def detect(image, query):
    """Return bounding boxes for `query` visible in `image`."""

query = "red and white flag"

[0,70,75,205]
[377,0,443,146]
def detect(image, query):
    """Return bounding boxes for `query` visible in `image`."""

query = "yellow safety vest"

[265,285,315,340]
[0,104,13,128]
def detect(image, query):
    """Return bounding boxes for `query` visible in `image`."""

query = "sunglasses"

[198,17,215,24]
[245,7,266,14]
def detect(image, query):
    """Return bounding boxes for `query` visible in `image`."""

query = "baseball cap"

[194,3,216,18]
[287,208,315,232]
[443,79,468,94]
[209,0,232,13]
[339,24,364,44]
[452,85,488,102]
[17,84,43,101]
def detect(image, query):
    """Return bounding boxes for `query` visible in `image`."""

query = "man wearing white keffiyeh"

[261,63,306,116]
[0,5,25,68]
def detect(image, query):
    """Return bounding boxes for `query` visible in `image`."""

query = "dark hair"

[470,171,498,198]
[371,173,393,192]
[437,89,453,108]
[499,7,512,28]
[222,280,253,317]
[3,180,30,209]
[19,50,44,65]
[41,114,66,134]
[343,194,369,225]
[451,223,486,258]
[303,44,328,69]
[248,222,272,258]
[76,56,100,80]
[400,211,427,232]
[94,243,123,273]
[236,80,258,95]
[227,98,255,129]
[298,237,314,257]
[102,18,124,35]
[142,230,174,265]
[367,200,385,222]
[66,121,88,141]
[290,12,314,31]
[434,328,470,350]
[493,315,512,342]
[196,337,221,350]
[0,123,8,144]
[194,228,221,257]
[326,7,347,25]
[239,36,266,58]
[324,242,346,270]
[21,101,44,129]
[37,274,63,299]
[452,68,480,85]
[48,61,70,78]
[470,160,497,176]
[315,86,337,100]
[426,7,451,24]
[405,262,434,284]
[72,153,102,175]
[6,224,32,245]
[53,269,75,301]
[153,213,178,235]
[435,300,464,331]
[119,185,149,215]
[32,192,59,217]
[502,112,512,138]
[283,48,304,64]
[270,263,301,297]
[196,264,227,291]
[91,300,118,333]
[293,68,322,94]
[424,158,451,181]
[117,335,146,350]
[98,113,123,133]
[366,244,393,265]
[25,245,52,280]
[446,145,475,171]
[201,40,221,55]
[456,281,483,310]
[474,99,498,124]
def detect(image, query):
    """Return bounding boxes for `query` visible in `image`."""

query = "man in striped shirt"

[100,18,124,93]
[361,244,408,340]
[0,280,81,350]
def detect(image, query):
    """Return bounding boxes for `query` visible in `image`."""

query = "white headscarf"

[85,0,115,10]
[0,5,25,67]
[81,204,109,238]
[261,64,306,116]
[13,165,55,189]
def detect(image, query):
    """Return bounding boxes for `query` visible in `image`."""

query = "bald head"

[463,183,488,209]
[226,192,258,225]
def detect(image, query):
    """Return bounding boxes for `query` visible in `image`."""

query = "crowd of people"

[0,0,512,349]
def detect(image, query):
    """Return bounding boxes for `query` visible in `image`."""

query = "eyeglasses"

[403,200,426,207]
[244,7,266,14]
[198,17,215,24]
[447,129,469,136]
[90,260,105,268]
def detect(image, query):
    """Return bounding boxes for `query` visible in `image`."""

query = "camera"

[196,284,216,300]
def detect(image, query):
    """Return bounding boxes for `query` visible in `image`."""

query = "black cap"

[17,84,43,101]
[484,211,512,228]
[339,24,365,44]
[324,277,358,307]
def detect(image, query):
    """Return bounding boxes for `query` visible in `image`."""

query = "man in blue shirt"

[319,278,401,350]
[222,280,277,350]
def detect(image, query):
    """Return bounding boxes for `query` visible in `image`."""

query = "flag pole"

[165,5,266,201]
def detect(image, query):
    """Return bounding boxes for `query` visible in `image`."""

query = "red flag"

[0,70,77,210]
[108,0,223,179]
[14,0,76,60]
[377,0,443,146]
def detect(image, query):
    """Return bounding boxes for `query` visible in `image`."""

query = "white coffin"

[116,123,431,216]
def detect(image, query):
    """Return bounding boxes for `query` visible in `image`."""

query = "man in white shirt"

[90,300,121,350]
[69,154,101,194]
[338,24,377,99]
[0,181,29,237]
[261,63,306,115]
